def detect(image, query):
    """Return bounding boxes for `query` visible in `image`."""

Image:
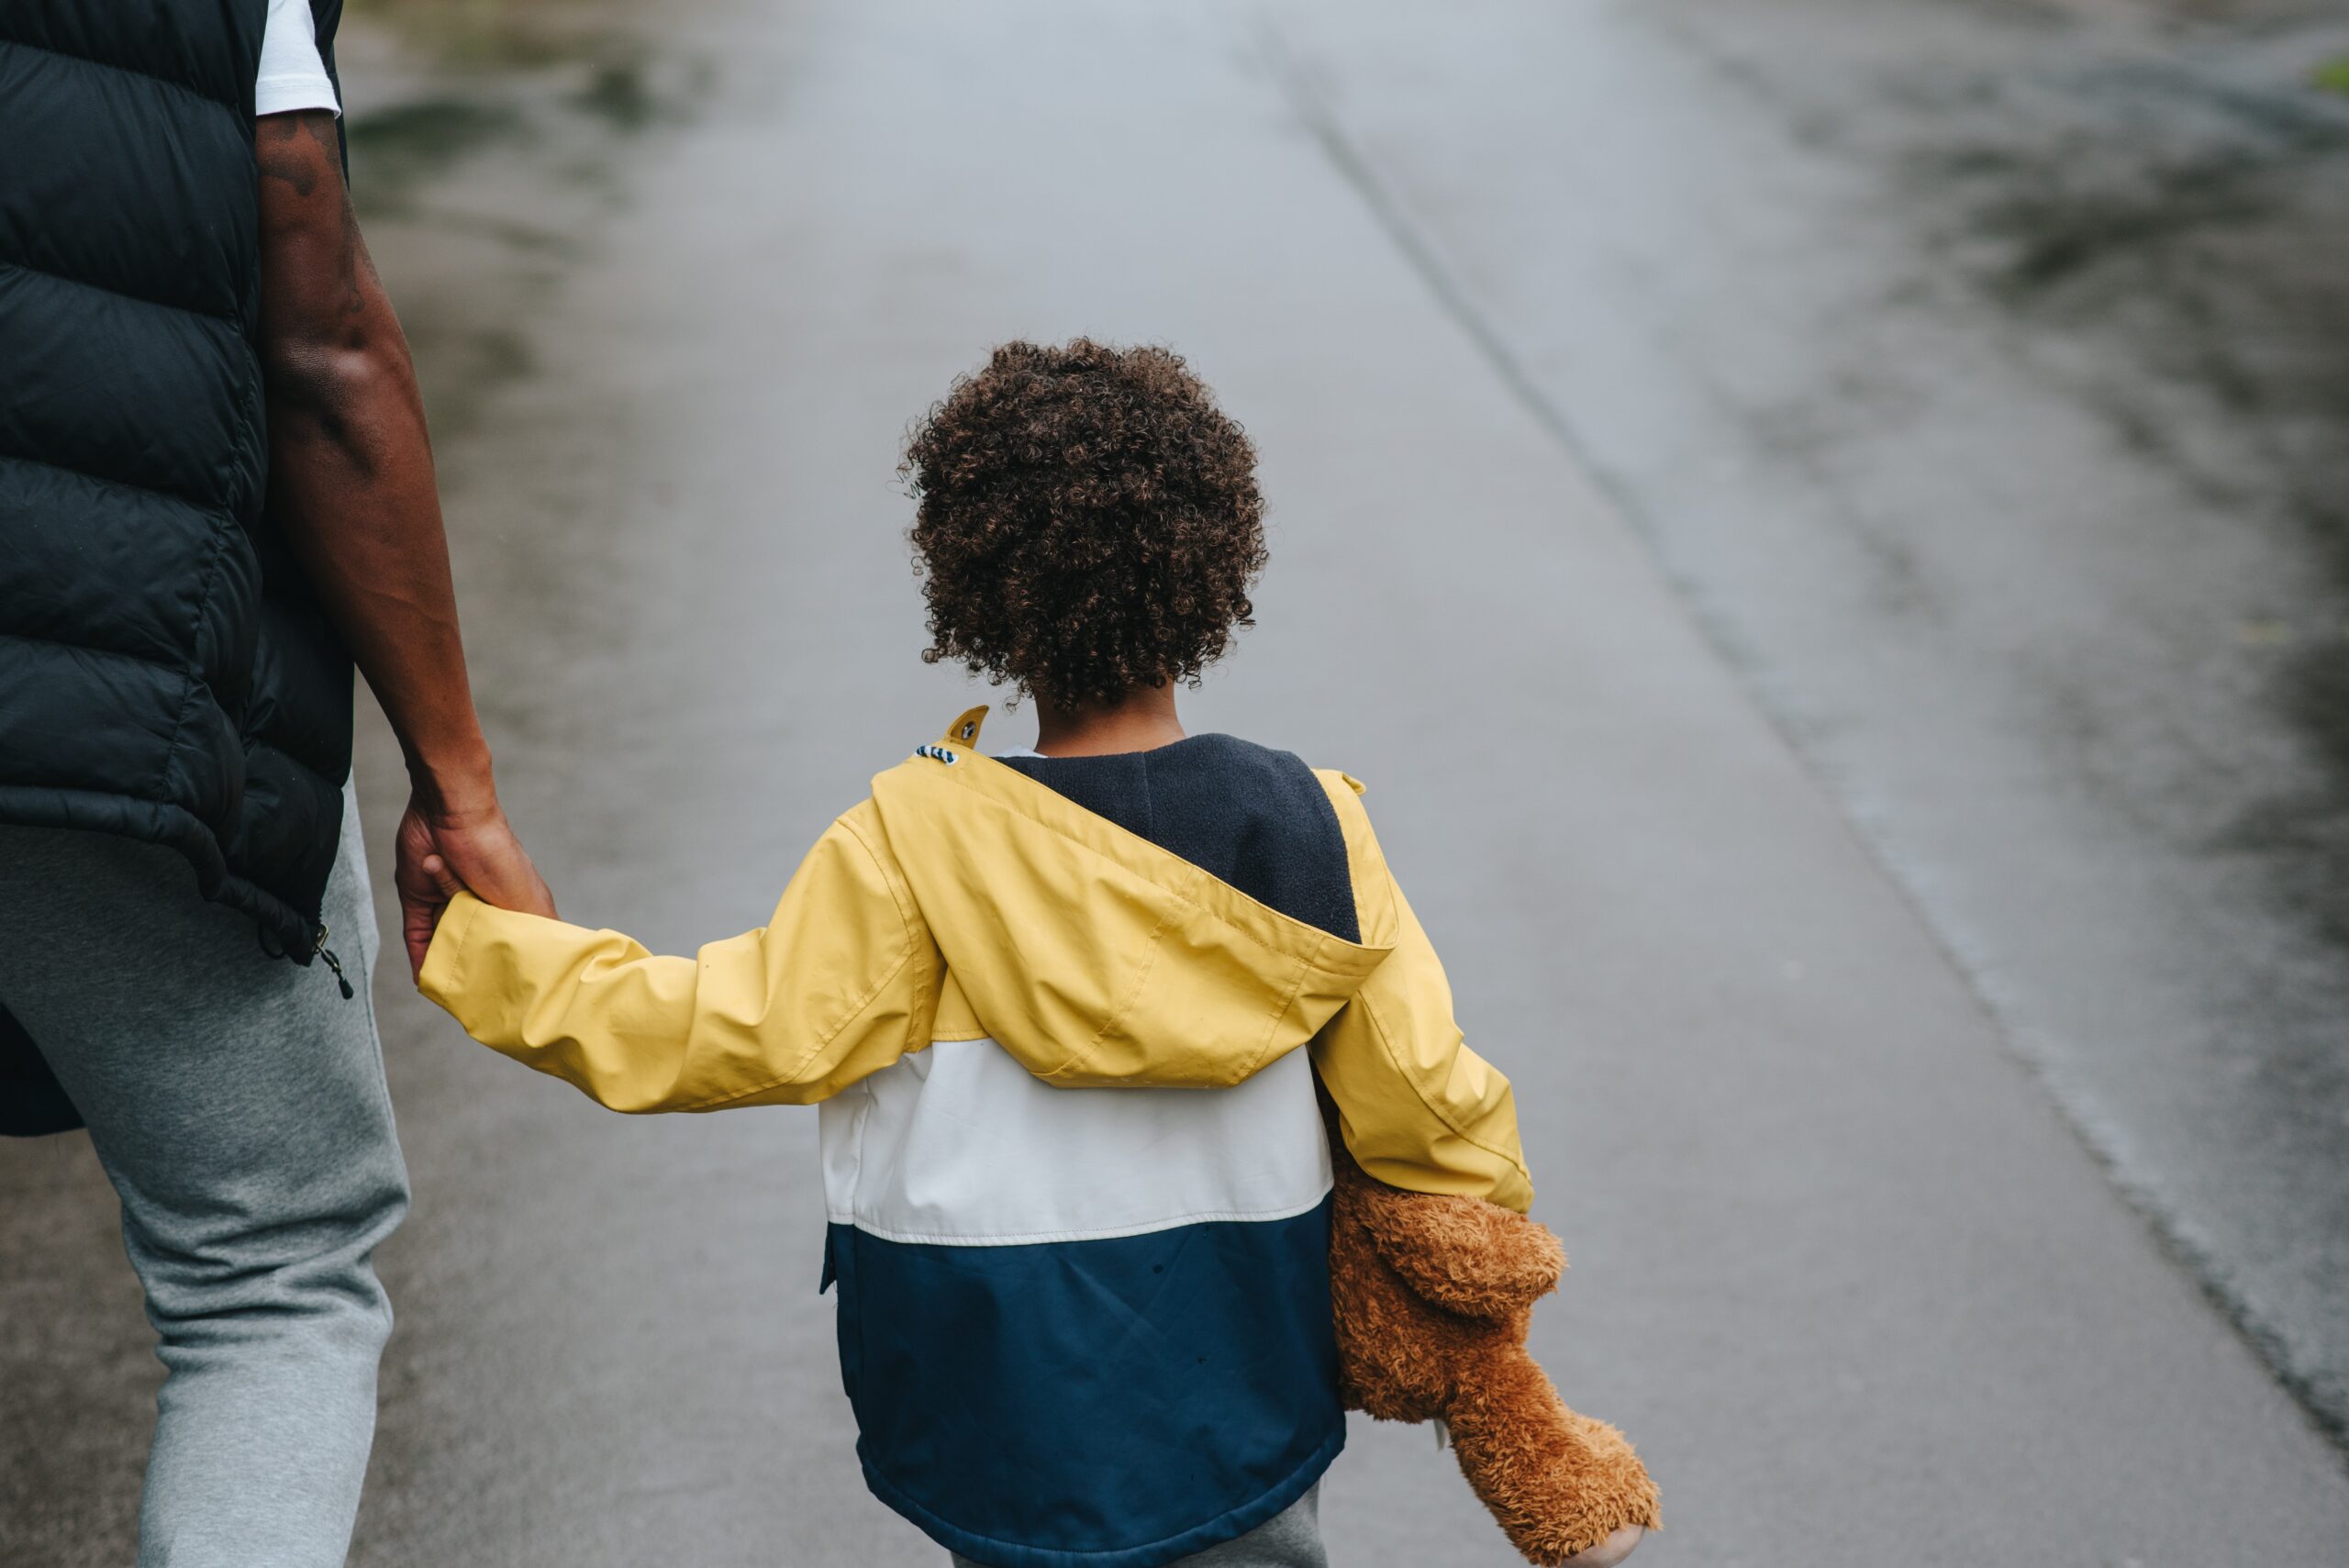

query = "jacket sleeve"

[417,801,935,1112]
[1309,773,1535,1213]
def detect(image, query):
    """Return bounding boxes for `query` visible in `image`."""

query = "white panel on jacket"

[820,1041,1332,1246]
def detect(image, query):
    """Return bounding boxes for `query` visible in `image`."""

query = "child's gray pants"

[950,1485,1326,1568]
[0,790,408,1568]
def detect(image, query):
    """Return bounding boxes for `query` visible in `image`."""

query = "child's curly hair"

[902,339,1267,712]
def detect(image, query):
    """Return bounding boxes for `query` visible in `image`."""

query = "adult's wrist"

[404,740,500,825]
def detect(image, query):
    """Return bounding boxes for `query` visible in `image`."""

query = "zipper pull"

[315,928,356,1000]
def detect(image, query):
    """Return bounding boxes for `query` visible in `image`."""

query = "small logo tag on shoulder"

[915,744,959,765]
[940,705,989,751]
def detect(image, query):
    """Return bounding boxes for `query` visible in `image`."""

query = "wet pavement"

[6,0,2349,1563]
[1261,0,2349,1441]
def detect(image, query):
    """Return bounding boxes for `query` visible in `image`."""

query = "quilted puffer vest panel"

[0,0,354,960]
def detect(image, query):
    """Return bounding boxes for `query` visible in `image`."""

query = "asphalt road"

[6,2,2349,1564]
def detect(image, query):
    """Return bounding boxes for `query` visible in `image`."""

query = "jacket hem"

[859,1423,1344,1568]
[0,785,322,957]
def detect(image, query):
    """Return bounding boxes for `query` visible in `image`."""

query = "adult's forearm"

[267,297,495,816]
[255,109,494,817]
[258,110,550,961]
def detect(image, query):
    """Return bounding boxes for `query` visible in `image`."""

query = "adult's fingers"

[394,806,452,982]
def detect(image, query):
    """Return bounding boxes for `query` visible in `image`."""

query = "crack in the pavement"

[1247,16,1625,514]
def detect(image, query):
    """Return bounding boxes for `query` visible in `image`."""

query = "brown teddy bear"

[1329,1134,1661,1565]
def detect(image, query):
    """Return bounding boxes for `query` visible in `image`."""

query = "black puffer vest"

[0,0,353,956]
[2,2,356,1136]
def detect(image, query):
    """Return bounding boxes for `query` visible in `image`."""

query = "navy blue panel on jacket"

[1000,734,1361,947]
[832,1208,1344,1568]
[820,735,1354,1568]
[1,2,358,1134]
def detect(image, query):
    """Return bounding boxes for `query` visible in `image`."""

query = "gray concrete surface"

[1264,0,2349,1449]
[6,1,2349,1564]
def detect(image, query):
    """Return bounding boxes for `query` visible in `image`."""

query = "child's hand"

[420,849,465,902]
[1566,1525,1645,1566]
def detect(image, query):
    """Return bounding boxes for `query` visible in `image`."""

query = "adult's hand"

[395,795,554,981]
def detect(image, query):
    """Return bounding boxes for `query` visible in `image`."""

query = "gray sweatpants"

[950,1486,1326,1568]
[0,792,408,1568]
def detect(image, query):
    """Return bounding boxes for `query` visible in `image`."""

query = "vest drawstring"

[316,929,355,1000]
[252,917,351,996]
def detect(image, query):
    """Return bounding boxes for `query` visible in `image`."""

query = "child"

[417,340,1560,1568]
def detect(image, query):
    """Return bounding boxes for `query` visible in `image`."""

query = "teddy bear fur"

[1328,1135,1661,1564]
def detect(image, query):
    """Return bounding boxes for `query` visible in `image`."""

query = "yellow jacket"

[419,707,1531,1209]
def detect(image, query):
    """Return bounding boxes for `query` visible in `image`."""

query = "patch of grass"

[2314,56,2349,99]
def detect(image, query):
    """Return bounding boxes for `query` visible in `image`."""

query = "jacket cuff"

[417,890,484,1005]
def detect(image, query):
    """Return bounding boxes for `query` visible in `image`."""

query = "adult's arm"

[255,109,552,974]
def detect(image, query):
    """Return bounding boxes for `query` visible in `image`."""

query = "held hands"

[395,794,554,981]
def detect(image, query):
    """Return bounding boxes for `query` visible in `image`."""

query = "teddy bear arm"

[1359,1181,1566,1318]
[1446,1350,1663,1565]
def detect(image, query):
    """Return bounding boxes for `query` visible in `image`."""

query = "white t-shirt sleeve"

[255,0,341,117]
